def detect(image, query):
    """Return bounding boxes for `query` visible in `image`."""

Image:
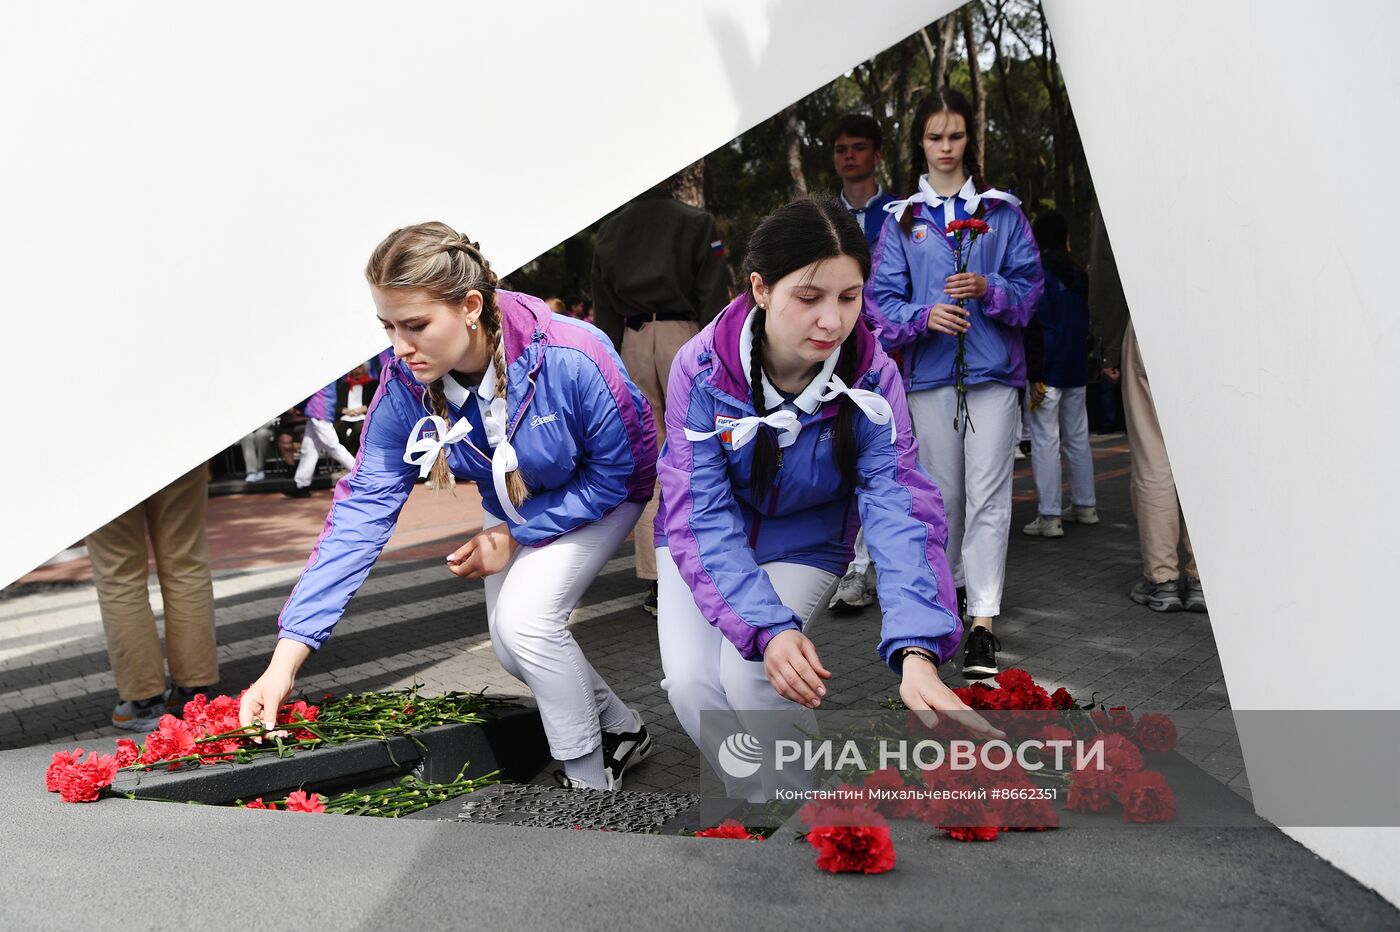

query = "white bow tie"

[685,409,802,450]
[404,406,527,525]
[884,175,1020,227]
[817,374,897,446]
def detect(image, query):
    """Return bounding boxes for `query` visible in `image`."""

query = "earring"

[470,323,478,331]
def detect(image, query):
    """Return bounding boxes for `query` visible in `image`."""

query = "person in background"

[544,297,566,314]
[336,361,380,456]
[591,179,729,615]
[86,465,219,731]
[1022,211,1098,538]
[867,89,1044,680]
[1089,206,1205,613]
[239,421,275,483]
[827,112,899,614]
[285,378,358,499]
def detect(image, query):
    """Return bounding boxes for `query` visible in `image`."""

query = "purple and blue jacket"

[868,187,1044,392]
[655,294,963,670]
[298,381,338,422]
[278,291,657,650]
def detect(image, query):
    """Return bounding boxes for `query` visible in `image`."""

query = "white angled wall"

[0,0,957,587]
[1045,0,1400,906]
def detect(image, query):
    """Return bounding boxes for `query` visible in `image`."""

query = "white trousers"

[1027,385,1096,516]
[907,383,1018,617]
[240,421,274,473]
[656,546,835,801]
[483,503,641,760]
[846,529,871,576]
[293,418,357,488]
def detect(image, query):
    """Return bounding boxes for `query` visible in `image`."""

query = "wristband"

[895,647,939,671]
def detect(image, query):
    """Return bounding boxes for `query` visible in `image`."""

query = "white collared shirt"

[840,184,887,228]
[738,309,841,415]
[441,353,507,446]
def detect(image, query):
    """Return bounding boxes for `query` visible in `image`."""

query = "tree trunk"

[920,15,959,92]
[960,8,988,178]
[889,37,914,193]
[1036,2,1072,218]
[781,104,808,198]
[673,157,706,209]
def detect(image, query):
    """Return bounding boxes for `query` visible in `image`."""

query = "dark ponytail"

[742,198,869,503]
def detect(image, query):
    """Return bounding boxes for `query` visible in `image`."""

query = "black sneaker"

[553,769,613,792]
[961,626,1001,680]
[601,712,653,790]
[642,582,658,616]
[282,486,311,499]
[1130,578,1183,612]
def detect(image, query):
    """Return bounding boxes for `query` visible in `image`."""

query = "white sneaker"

[828,566,874,613]
[1064,505,1099,525]
[245,471,266,483]
[1022,515,1064,538]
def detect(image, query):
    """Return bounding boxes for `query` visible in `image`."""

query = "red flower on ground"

[1050,687,1077,710]
[936,794,1001,842]
[1000,795,1060,832]
[694,819,763,840]
[243,798,276,810]
[1066,768,1118,814]
[140,714,197,764]
[806,819,897,873]
[284,790,326,813]
[114,739,140,768]
[1134,713,1179,753]
[1099,733,1146,776]
[45,748,84,792]
[1092,706,1135,734]
[277,700,320,741]
[58,752,120,803]
[944,825,1000,842]
[1038,724,1074,746]
[1117,770,1176,823]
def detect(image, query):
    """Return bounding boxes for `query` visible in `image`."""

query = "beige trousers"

[85,465,218,700]
[620,318,699,580]
[1120,321,1197,584]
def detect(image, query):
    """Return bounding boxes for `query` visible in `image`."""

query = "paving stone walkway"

[0,435,1245,800]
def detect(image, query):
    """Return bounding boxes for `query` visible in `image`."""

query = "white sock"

[600,702,641,734]
[562,747,608,789]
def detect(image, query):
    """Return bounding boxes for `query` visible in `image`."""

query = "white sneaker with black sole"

[601,710,653,790]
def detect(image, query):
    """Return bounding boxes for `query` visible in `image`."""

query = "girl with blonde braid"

[241,222,658,790]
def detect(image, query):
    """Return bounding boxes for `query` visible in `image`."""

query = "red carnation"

[1066,768,1117,813]
[694,818,763,840]
[1000,795,1059,832]
[140,715,197,764]
[947,218,990,235]
[1117,770,1176,823]
[1092,706,1135,735]
[1133,713,1179,753]
[277,700,320,741]
[243,798,276,810]
[45,748,84,792]
[806,821,897,873]
[936,793,1001,842]
[1050,687,1076,710]
[284,790,326,813]
[1038,724,1074,746]
[1100,733,1145,775]
[994,668,1034,693]
[58,751,120,803]
[114,739,140,768]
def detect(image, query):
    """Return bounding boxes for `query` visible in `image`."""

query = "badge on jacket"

[714,414,739,450]
[912,225,929,243]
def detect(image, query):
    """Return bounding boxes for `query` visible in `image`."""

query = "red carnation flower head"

[1039,724,1074,746]
[243,798,276,810]
[45,748,84,793]
[58,751,120,803]
[1133,713,1179,753]
[938,794,1000,842]
[113,739,140,769]
[994,668,1034,693]
[1050,687,1077,710]
[1092,706,1135,735]
[139,714,196,764]
[694,819,763,840]
[1099,733,1146,776]
[1117,770,1176,823]
[1000,794,1059,832]
[806,822,897,873]
[284,790,326,813]
[1066,768,1118,813]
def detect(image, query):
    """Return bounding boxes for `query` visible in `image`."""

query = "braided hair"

[743,199,868,502]
[901,88,983,236]
[365,222,528,506]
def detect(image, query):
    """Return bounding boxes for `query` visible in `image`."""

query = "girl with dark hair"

[240,222,658,792]
[655,198,999,800]
[868,89,1044,681]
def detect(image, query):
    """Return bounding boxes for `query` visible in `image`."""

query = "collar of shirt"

[440,354,498,408]
[738,308,841,414]
[839,184,887,212]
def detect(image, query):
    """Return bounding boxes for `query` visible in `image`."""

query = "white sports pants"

[656,546,835,801]
[293,418,357,489]
[846,529,871,576]
[906,383,1018,618]
[482,503,641,760]
[1027,385,1096,516]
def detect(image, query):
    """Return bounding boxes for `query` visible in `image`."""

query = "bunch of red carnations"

[42,691,319,804]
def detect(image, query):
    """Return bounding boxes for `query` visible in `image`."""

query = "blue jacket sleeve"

[277,380,418,650]
[656,357,802,660]
[868,214,931,351]
[981,206,1045,328]
[507,350,639,546]
[853,363,964,669]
